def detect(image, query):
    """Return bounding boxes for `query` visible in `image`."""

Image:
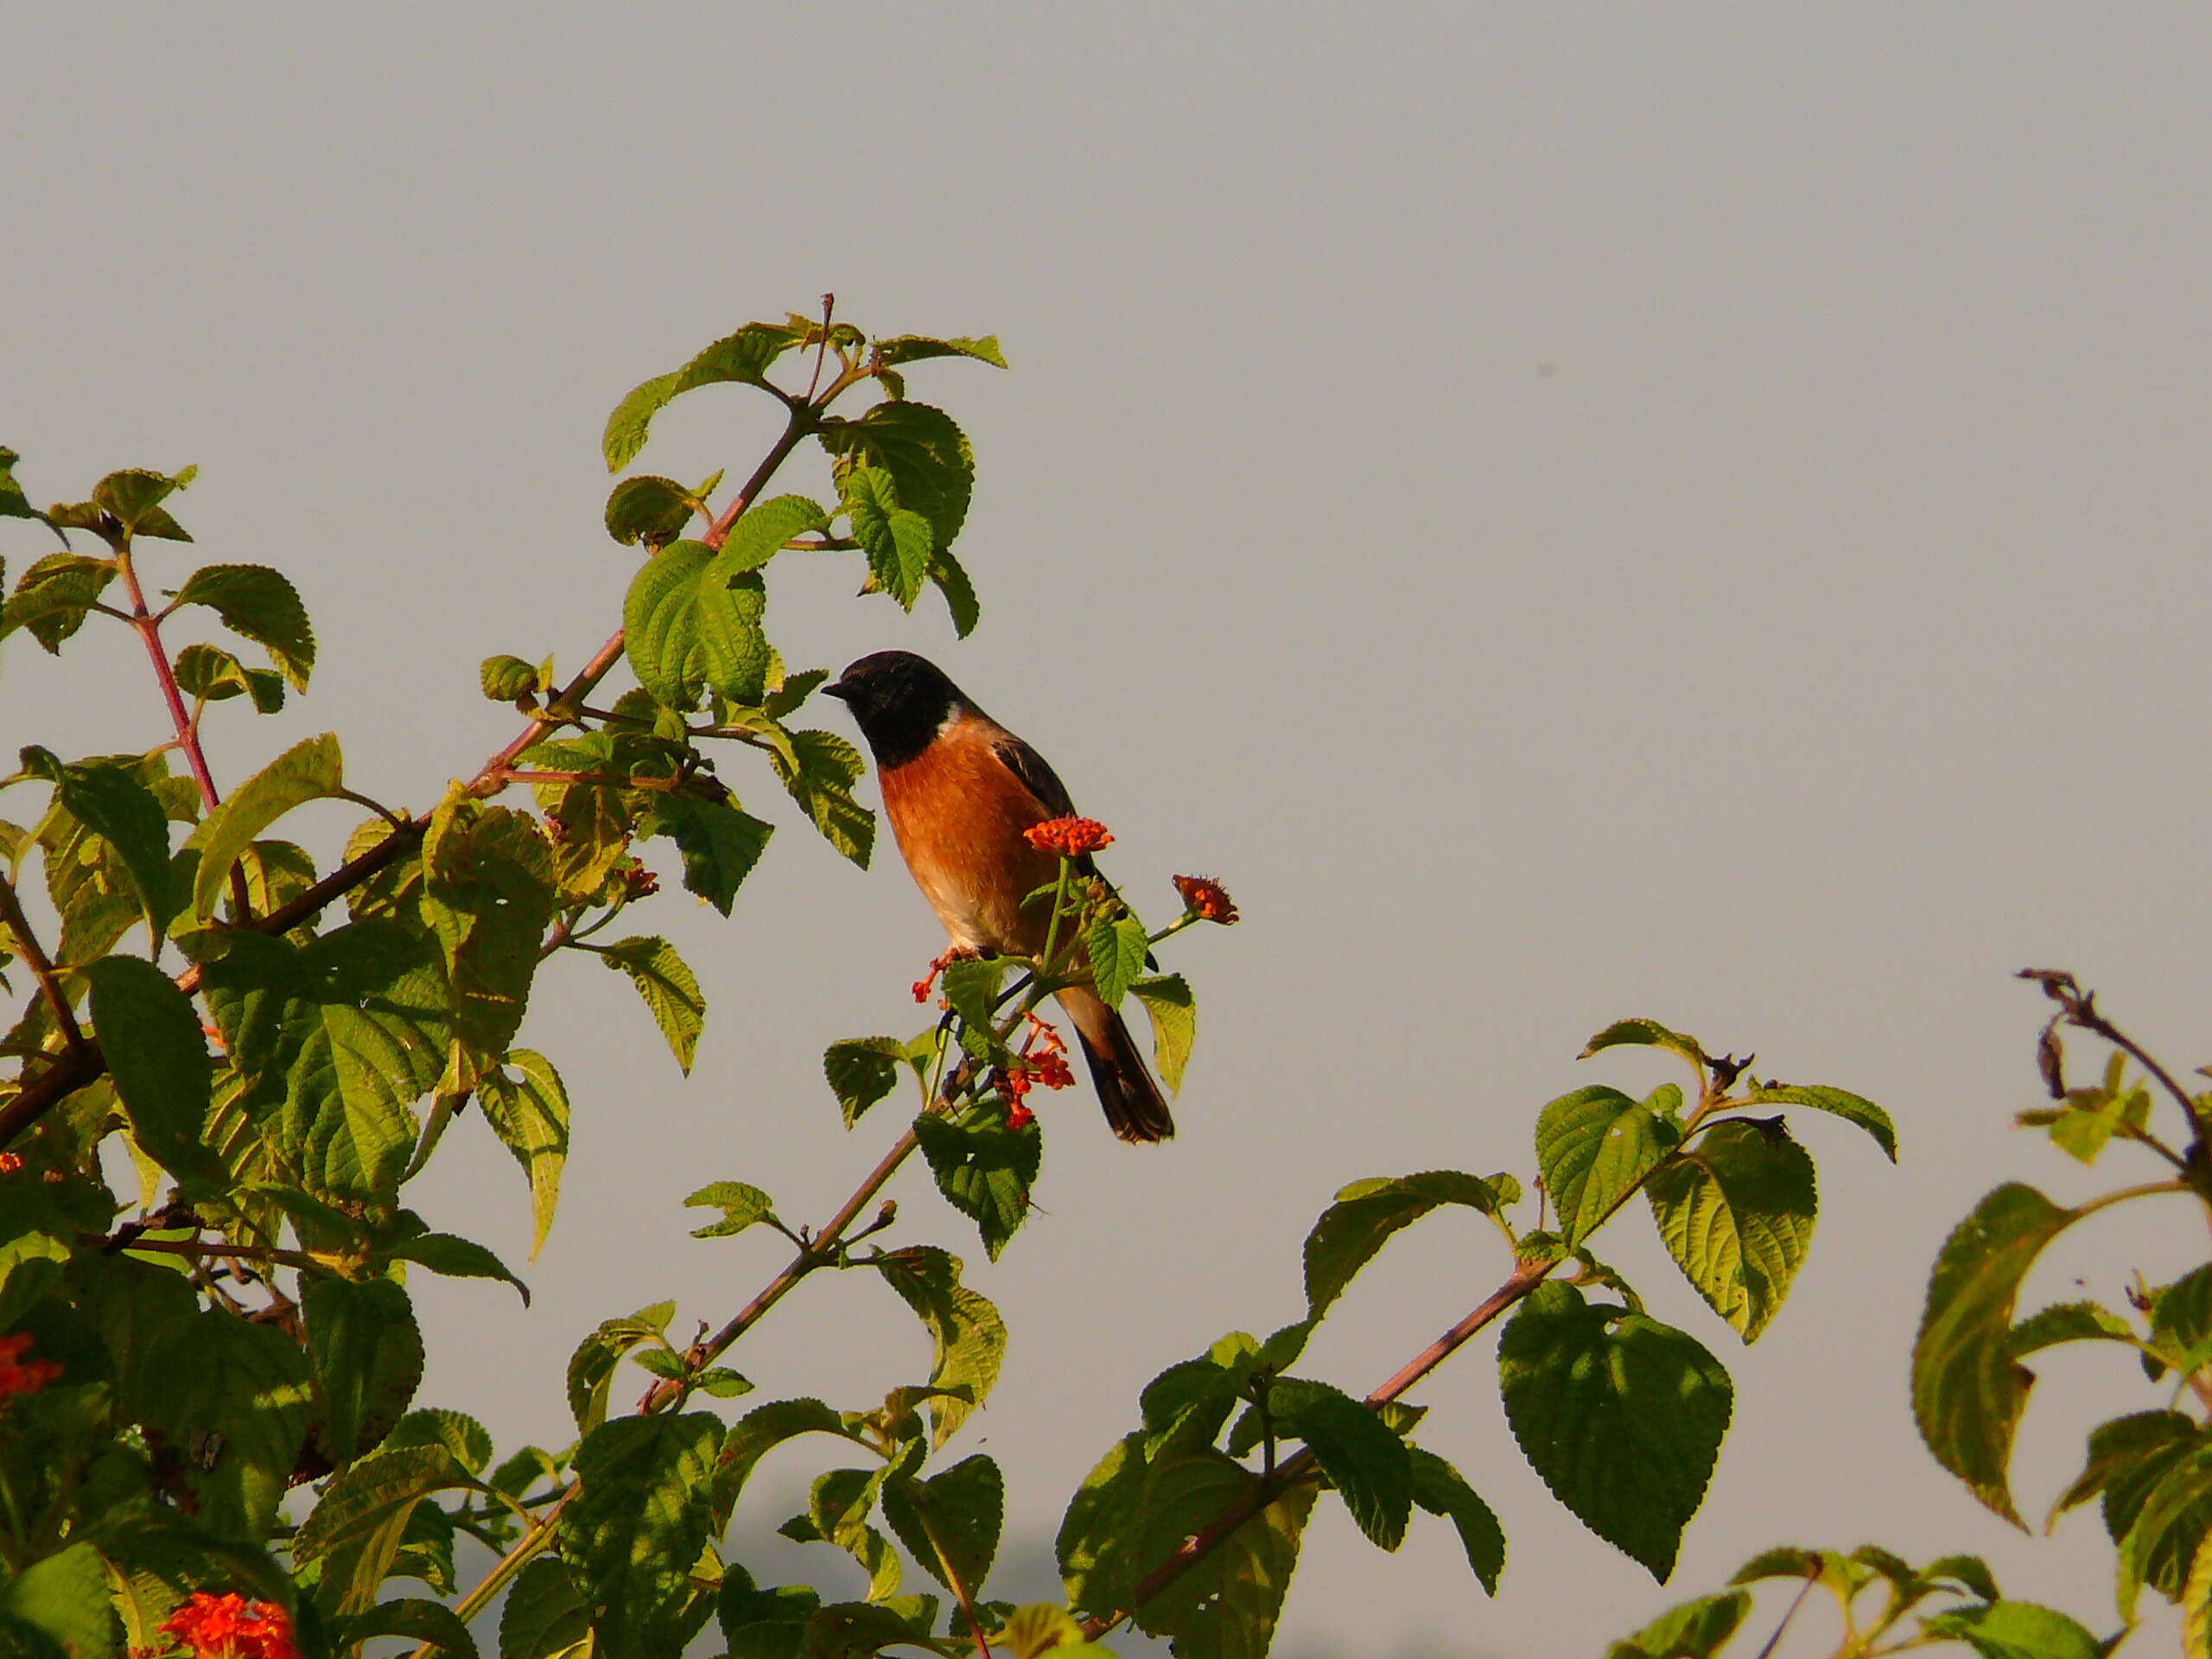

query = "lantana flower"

[1172,874,1238,925]
[1023,817,1114,857]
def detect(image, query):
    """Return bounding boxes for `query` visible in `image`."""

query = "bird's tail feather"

[1057,986,1174,1144]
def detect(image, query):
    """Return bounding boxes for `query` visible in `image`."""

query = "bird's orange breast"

[877,715,1061,956]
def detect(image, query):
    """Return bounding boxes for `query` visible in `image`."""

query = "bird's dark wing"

[993,729,1077,818]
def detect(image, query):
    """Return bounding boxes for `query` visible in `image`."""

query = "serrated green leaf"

[342,1598,479,1659]
[175,642,285,712]
[709,494,830,579]
[500,1558,589,1659]
[603,372,683,473]
[1304,1170,1510,1319]
[295,1443,472,1614]
[169,563,314,688]
[139,1309,314,1541]
[480,654,538,702]
[1084,914,1148,1008]
[711,1397,858,1530]
[1408,1447,1504,1596]
[1646,1118,1816,1342]
[871,1247,1006,1447]
[638,791,772,915]
[94,467,194,540]
[929,543,982,637]
[882,1454,1004,1599]
[695,569,769,704]
[189,732,343,920]
[566,1305,673,1434]
[1919,1600,2104,1659]
[84,955,224,1191]
[1912,1183,2079,1523]
[2120,1440,2212,1617]
[876,335,1007,370]
[772,728,874,868]
[1281,1384,1412,1550]
[916,1109,1040,1262]
[824,1037,910,1128]
[1498,1281,1732,1581]
[604,475,698,547]
[1581,1018,1707,1071]
[1741,1082,1897,1161]
[3,553,116,652]
[4,1542,118,1659]
[22,747,178,938]
[819,402,975,550]
[422,800,555,1092]
[1606,1589,1750,1659]
[2008,1300,2135,1359]
[1133,1448,1314,1656]
[384,1231,529,1304]
[621,541,714,709]
[1535,1084,1678,1248]
[305,1275,424,1465]
[556,1414,723,1659]
[598,936,704,1074]
[476,1050,569,1262]
[842,467,934,608]
[1128,974,1195,1094]
[1057,1432,1148,1620]
[686,1180,777,1240]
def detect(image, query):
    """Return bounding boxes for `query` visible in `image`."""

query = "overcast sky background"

[7,6,2212,1655]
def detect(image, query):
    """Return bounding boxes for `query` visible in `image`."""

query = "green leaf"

[841,467,933,608]
[1408,1447,1505,1596]
[3,552,116,651]
[1741,1082,1897,1162]
[1134,1448,1316,1656]
[695,569,770,704]
[819,402,975,550]
[638,791,773,915]
[596,935,704,1075]
[2119,1441,2212,1616]
[421,800,556,1090]
[604,475,698,547]
[94,466,195,540]
[84,956,224,1191]
[941,956,1011,1060]
[169,563,314,688]
[139,1308,314,1540]
[602,372,683,473]
[916,1109,1041,1262]
[1606,1589,1751,1659]
[709,493,830,580]
[294,1443,470,1614]
[175,643,285,712]
[871,1247,1007,1447]
[876,335,1007,370]
[1912,1183,2079,1523]
[2009,1300,2136,1359]
[881,1454,1004,1599]
[342,1599,480,1659]
[711,1397,858,1529]
[1646,1117,1817,1341]
[1535,1084,1680,1248]
[1128,974,1196,1094]
[499,1558,590,1659]
[1304,1170,1511,1319]
[480,654,539,702]
[772,729,874,868]
[929,543,982,637]
[3,1542,118,1659]
[1084,915,1149,1009]
[1057,1432,1148,1619]
[824,1037,911,1128]
[556,1414,724,1659]
[0,448,48,525]
[566,1304,675,1433]
[384,1231,529,1305]
[1919,1600,2105,1659]
[1498,1281,1732,1580]
[622,541,714,709]
[2048,1411,2200,1529]
[305,1276,424,1465]
[686,1180,778,1240]
[1581,1018,1708,1072]
[0,1216,70,1332]
[22,747,177,938]
[475,1050,569,1263]
[189,733,344,920]
[1280,1383,1412,1550]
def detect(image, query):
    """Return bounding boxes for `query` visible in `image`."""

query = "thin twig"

[1751,1573,1818,1659]
[0,881,92,1059]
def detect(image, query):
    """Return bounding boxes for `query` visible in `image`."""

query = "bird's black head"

[822,651,972,768]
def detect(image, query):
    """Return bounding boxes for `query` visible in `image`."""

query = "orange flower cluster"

[1023,816,1114,857]
[0,1333,61,1402]
[0,1152,21,1174]
[998,1015,1077,1130]
[160,1593,300,1659]
[1173,874,1238,925]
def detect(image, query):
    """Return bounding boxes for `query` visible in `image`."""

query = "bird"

[822,650,1174,1143]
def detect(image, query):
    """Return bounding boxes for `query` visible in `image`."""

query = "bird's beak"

[821,678,853,703]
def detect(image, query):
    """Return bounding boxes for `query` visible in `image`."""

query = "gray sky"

[6,5,2211,1654]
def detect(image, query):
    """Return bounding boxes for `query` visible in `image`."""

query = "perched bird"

[823,651,1174,1143]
